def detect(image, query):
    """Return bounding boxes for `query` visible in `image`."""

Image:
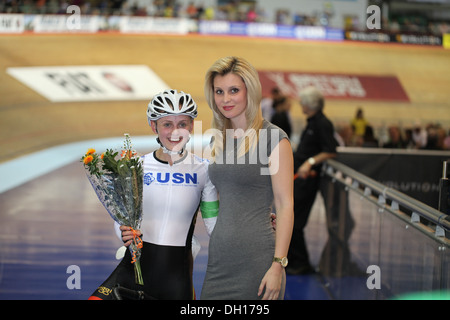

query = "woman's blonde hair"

[204,56,264,159]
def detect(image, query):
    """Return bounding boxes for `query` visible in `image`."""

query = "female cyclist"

[88,89,218,300]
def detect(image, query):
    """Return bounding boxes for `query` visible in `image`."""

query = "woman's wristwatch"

[273,256,288,267]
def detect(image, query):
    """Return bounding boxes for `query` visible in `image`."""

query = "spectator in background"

[436,127,447,150]
[270,96,292,138]
[404,128,416,149]
[350,107,368,138]
[383,125,406,148]
[195,3,204,19]
[163,5,173,17]
[260,87,282,122]
[287,86,338,275]
[443,129,450,150]
[422,123,449,150]
[412,124,428,149]
[423,124,439,150]
[335,124,356,146]
[361,125,378,148]
[186,1,197,19]
[246,4,257,22]
[203,6,214,20]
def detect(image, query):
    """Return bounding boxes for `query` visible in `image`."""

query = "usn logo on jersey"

[144,172,198,186]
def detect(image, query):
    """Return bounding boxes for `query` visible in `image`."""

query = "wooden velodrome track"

[1,33,450,163]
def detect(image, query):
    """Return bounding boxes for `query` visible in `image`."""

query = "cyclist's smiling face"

[151,115,193,152]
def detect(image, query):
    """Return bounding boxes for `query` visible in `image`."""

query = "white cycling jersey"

[115,150,218,247]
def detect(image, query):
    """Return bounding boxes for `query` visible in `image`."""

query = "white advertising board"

[118,16,190,34]
[31,14,101,33]
[0,14,25,33]
[6,65,170,102]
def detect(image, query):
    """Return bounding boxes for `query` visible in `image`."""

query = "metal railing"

[323,158,450,244]
[317,159,450,299]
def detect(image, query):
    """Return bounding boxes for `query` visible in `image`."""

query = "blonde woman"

[200,57,294,300]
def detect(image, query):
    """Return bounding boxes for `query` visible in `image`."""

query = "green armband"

[200,200,219,219]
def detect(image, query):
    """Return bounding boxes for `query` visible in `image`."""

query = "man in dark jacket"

[287,86,338,275]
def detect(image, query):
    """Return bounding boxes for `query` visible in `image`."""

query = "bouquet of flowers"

[81,133,144,286]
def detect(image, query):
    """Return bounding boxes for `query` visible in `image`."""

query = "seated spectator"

[436,127,447,150]
[412,124,428,148]
[335,123,359,146]
[361,125,379,148]
[443,129,450,150]
[404,128,416,149]
[186,1,197,19]
[423,124,441,150]
[383,125,406,148]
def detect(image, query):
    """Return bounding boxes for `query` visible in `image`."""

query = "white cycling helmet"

[147,89,198,123]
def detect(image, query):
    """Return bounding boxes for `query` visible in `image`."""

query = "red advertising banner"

[258,70,410,102]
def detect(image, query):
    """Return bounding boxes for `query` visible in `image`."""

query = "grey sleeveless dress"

[200,121,288,300]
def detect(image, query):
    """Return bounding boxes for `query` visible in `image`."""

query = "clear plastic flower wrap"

[82,134,144,285]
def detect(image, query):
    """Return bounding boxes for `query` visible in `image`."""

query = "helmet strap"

[156,137,185,156]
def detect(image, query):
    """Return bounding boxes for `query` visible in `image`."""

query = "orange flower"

[121,150,133,159]
[101,153,105,159]
[83,155,94,165]
[86,148,96,155]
